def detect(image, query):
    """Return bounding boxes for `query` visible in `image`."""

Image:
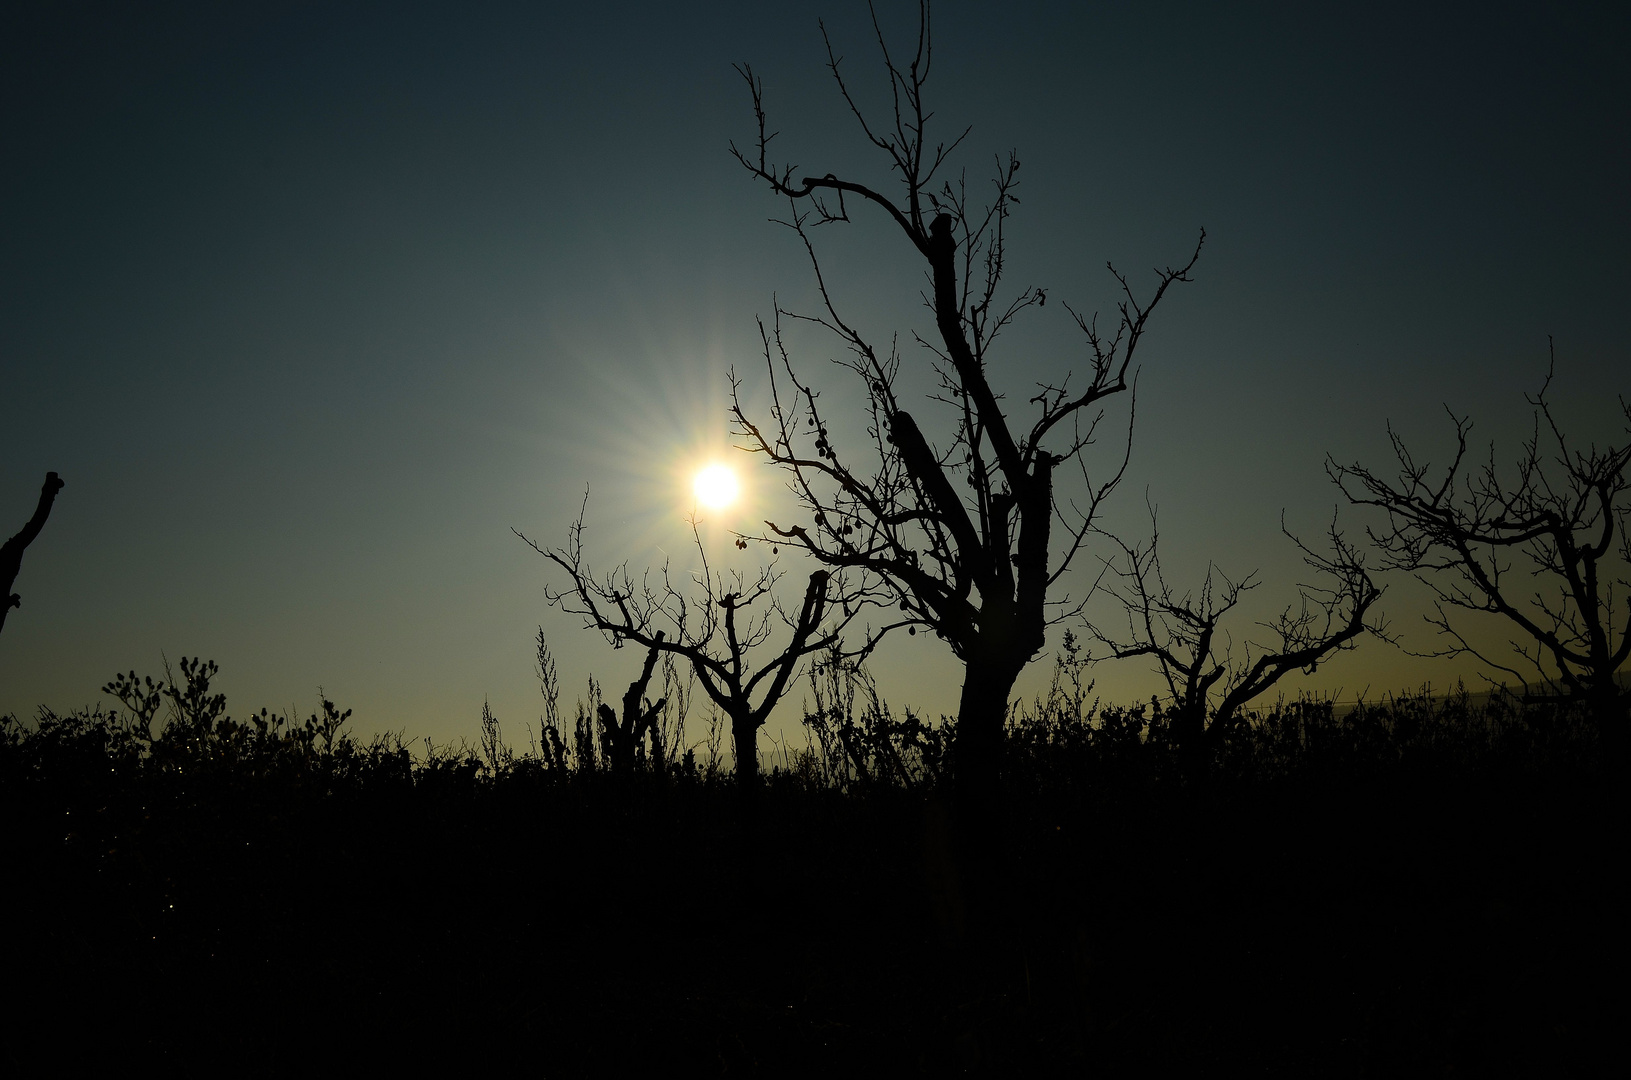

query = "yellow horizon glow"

[693,463,740,510]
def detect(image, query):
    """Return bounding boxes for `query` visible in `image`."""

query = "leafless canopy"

[1329,345,1631,716]
[1087,507,1385,761]
[725,3,1202,786]
[516,498,864,784]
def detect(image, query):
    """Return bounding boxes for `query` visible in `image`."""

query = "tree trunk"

[731,712,759,789]
[951,657,1021,816]
[729,709,763,882]
[1179,704,1218,786]
[948,653,1025,989]
[1585,678,1626,772]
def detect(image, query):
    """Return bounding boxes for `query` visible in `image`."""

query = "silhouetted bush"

[0,654,1609,1076]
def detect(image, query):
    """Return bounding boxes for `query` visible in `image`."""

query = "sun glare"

[693,463,740,510]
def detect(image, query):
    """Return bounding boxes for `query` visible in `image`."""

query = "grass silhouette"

[0,653,1611,1075]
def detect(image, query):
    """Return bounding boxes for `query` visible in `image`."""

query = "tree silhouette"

[1,471,65,639]
[728,4,1202,809]
[1329,347,1630,745]
[596,635,668,774]
[1087,509,1384,779]
[519,502,861,789]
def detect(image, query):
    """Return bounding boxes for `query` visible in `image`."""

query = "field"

[1,670,1613,1076]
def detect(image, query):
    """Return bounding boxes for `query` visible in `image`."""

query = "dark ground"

[0,706,1616,1076]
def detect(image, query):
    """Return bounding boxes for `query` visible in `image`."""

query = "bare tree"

[1,471,64,639]
[1087,510,1384,778]
[517,502,860,788]
[728,4,1202,807]
[1329,347,1631,741]
[595,635,667,774]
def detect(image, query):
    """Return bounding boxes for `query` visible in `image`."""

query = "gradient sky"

[3,0,1627,748]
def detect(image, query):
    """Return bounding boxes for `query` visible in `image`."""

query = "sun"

[693,463,740,510]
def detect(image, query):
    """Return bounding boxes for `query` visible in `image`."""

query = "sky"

[2,0,1627,749]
